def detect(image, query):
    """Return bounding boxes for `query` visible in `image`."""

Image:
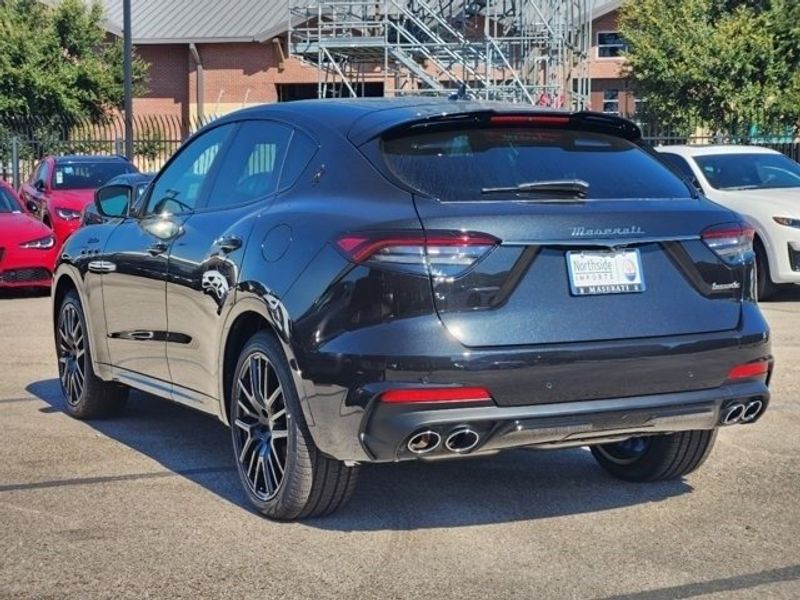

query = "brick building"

[99,0,331,121]
[589,0,636,116]
[97,0,634,118]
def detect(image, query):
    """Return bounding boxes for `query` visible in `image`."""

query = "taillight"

[727,360,770,381]
[335,230,498,277]
[701,223,754,265]
[489,115,570,126]
[380,386,493,404]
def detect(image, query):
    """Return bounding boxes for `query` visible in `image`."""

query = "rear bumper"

[298,303,771,462]
[361,380,769,461]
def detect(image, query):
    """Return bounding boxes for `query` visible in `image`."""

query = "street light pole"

[123,0,133,161]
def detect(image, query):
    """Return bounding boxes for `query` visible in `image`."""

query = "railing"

[0,114,218,187]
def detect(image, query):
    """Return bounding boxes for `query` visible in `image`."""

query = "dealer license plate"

[566,249,645,296]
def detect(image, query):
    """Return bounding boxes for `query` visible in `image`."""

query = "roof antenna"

[449,82,470,101]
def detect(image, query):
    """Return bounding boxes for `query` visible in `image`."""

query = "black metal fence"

[639,119,800,160]
[0,114,216,187]
[1,113,798,188]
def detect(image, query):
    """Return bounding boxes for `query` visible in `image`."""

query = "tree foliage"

[0,0,148,121]
[619,0,800,135]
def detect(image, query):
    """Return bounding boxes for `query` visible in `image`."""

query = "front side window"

[381,127,693,202]
[205,121,292,209]
[145,124,234,215]
[597,32,627,58]
[694,153,800,190]
[53,162,135,190]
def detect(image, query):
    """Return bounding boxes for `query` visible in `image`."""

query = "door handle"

[217,235,242,253]
[147,241,168,256]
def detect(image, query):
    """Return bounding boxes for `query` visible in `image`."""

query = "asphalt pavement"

[1,287,798,599]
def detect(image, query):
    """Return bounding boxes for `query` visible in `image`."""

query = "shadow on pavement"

[0,287,50,300]
[26,377,692,531]
[765,285,800,302]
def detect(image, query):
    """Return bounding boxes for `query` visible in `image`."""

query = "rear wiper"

[480,179,590,200]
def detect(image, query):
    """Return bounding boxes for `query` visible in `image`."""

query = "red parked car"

[19,155,137,249]
[0,180,57,288]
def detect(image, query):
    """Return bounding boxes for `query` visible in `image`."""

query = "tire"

[56,290,128,419]
[590,430,717,482]
[755,241,778,301]
[230,330,359,520]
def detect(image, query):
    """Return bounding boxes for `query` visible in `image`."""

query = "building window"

[603,89,619,114]
[277,82,384,102]
[597,32,627,58]
[633,97,646,116]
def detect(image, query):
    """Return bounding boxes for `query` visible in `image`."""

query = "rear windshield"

[381,128,692,201]
[53,161,136,190]
[694,153,800,190]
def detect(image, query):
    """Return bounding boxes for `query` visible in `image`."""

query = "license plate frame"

[566,248,645,296]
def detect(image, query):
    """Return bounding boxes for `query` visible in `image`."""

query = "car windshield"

[0,187,21,213]
[381,127,693,201]
[53,161,135,190]
[694,153,800,190]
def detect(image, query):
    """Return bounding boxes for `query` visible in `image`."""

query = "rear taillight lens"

[727,360,770,381]
[380,386,493,404]
[335,230,498,277]
[701,223,754,265]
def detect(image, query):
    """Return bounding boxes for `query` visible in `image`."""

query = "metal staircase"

[288,0,591,106]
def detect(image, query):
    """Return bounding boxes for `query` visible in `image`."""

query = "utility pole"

[123,0,134,161]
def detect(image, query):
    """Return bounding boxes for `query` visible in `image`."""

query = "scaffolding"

[288,0,592,107]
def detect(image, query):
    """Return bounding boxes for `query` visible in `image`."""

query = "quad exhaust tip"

[407,430,442,455]
[721,400,764,425]
[445,427,480,453]
[741,400,763,423]
[722,403,745,425]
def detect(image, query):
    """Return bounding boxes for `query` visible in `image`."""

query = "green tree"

[619,0,800,136]
[0,0,148,122]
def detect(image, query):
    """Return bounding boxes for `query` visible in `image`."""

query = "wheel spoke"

[271,429,289,440]
[268,441,285,476]
[249,356,264,407]
[246,440,260,483]
[266,386,282,409]
[238,434,254,464]
[268,407,286,424]
[237,398,257,419]
[264,449,278,493]
[237,378,255,404]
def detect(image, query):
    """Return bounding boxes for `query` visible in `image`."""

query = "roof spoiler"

[350,108,642,145]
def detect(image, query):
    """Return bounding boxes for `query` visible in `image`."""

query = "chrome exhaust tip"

[741,400,764,423]
[445,427,480,453]
[722,403,745,425]
[407,430,442,455]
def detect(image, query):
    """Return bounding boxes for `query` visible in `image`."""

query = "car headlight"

[20,234,55,249]
[773,216,800,228]
[56,208,82,221]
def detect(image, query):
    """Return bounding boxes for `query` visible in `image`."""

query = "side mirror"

[690,177,704,194]
[26,200,39,214]
[94,184,133,219]
[34,179,46,192]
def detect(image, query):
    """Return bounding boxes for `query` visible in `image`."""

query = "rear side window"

[381,128,692,201]
[205,121,292,209]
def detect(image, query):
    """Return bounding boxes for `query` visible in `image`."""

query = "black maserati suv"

[52,99,772,519]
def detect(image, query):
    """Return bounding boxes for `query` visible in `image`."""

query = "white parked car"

[656,145,800,299]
